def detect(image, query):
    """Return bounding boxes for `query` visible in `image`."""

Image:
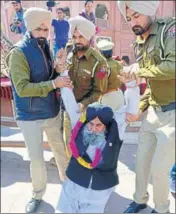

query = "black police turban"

[86,103,114,126]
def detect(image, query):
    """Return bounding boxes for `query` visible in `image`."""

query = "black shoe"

[151,210,158,213]
[25,198,42,213]
[124,201,147,213]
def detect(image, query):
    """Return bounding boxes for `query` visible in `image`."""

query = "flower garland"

[69,113,102,169]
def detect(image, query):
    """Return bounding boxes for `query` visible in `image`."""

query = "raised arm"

[60,71,80,128]
[55,48,81,128]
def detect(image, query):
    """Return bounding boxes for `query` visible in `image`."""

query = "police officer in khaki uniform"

[96,39,124,110]
[118,1,175,213]
[56,16,109,159]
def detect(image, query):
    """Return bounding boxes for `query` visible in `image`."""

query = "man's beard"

[82,125,106,146]
[132,17,153,35]
[74,43,89,51]
[36,37,47,47]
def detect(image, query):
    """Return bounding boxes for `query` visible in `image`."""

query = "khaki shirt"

[67,47,109,106]
[107,58,122,90]
[133,17,176,112]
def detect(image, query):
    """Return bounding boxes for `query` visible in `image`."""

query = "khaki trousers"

[134,106,175,213]
[17,113,67,200]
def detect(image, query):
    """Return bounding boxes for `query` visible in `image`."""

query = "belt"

[161,102,176,112]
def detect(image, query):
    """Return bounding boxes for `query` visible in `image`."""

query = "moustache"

[75,43,89,51]
[132,25,145,35]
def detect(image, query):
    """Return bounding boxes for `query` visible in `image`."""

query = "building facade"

[1,0,175,63]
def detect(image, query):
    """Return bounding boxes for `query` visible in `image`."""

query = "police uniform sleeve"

[136,23,175,80]
[116,61,123,87]
[139,85,151,112]
[80,61,109,106]
[6,48,54,97]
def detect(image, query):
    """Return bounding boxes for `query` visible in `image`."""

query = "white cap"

[24,7,52,31]
[96,40,114,51]
[68,15,95,41]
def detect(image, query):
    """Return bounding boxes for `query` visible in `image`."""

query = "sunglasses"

[36,27,49,32]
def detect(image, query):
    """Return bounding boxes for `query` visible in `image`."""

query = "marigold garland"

[69,113,102,169]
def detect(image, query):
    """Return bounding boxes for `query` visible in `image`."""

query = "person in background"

[79,0,99,47]
[63,7,71,21]
[10,0,27,35]
[118,1,175,213]
[50,7,69,58]
[46,0,56,12]
[6,7,72,213]
[121,55,130,93]
[96,39,124,111]
[122,55,130,66]
[79,0,95,24]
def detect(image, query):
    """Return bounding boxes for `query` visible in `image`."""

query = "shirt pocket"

[77,69,92,88]
[147,45,162,66]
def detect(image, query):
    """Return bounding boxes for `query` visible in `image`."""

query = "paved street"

[1,126,175,213]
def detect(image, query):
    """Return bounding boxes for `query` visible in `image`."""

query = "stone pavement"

[1,126,139,146]
[1,126,175,213]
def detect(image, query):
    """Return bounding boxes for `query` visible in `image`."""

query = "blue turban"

[86,103,114,126]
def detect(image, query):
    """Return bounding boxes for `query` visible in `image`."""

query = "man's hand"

[54,76,72,88]
[117,71,137,84]
[125,110,142,123]
[117,63,139,83]
[55,48,67,73]
[77,103,85,113]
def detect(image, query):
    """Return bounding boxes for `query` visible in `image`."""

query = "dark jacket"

[11,33,60,120]
[66,119,123,190]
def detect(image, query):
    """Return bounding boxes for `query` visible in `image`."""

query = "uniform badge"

[96,65,107,80]
[168,26,176,36]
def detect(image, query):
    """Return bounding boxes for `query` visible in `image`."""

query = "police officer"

[117,1,175,213]
[96,39,124,110]
[56,16,109,159]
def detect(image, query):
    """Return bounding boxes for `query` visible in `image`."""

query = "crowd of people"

[2,0,176,213]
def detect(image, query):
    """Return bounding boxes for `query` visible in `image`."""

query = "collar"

[135,20,158,45]
[73,46,92,60]
[84,47,92,60]
[149,20,158,35]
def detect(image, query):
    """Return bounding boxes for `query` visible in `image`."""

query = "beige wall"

[1,1,175,62]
